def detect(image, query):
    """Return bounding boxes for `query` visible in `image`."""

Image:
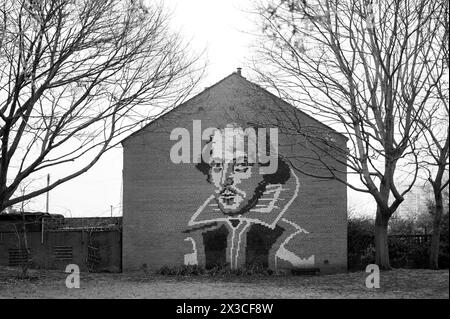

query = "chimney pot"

[236,67,242,75]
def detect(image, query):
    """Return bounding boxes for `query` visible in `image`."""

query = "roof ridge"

[121,70,346,144]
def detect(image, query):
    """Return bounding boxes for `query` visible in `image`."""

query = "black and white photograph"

[0,0,448,306]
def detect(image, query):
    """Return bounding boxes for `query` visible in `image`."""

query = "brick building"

[121,70,348,273]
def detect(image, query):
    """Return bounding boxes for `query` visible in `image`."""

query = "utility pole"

[46,174,50,214]
[110,205,113,217]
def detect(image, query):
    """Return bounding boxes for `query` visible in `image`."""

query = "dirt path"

[0,267,448,298]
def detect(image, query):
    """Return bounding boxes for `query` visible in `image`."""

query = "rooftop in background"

[0,211,63,222]
[62,217,122,230]
[0,213,121,232]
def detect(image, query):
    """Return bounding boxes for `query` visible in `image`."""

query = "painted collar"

[188,169,300,229]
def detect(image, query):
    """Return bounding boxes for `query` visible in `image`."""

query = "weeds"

[156,263,275,277]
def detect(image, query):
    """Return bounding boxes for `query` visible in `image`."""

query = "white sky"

[24,0,382,218]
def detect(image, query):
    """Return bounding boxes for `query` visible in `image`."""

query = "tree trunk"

[20,208,30,278]
[429,191,443,270]
[375,208,391,269]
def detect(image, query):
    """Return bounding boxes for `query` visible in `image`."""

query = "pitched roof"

[121,71,346,144]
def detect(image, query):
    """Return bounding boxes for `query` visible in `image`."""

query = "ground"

[0,266,448,298]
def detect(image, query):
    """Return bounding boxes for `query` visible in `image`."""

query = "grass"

[0,266,448,299]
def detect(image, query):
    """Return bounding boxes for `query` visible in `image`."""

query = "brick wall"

[0,226,121,272]
[122,73,347,273]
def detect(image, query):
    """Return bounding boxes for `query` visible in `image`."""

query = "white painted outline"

[184,237,197,252]
[183,237,198,266]
[232,221,251,269]
[188,168,301,230]
[274,218,314,269]
[187,167,316,269]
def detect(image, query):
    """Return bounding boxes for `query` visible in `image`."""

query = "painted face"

[209,151,264,216]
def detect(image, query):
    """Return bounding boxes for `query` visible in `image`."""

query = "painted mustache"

[219,187,237,197]
[218,185,246,206]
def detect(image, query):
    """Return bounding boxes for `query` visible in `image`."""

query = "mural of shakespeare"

[182,124,315,270]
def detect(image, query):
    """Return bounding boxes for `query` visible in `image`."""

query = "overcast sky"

[25,0,380,218]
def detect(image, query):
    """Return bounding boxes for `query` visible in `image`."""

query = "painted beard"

[215,185,245,214]
[214,181,268,217]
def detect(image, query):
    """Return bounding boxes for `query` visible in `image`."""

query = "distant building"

[121,70,348,273]
[397,185,434,218]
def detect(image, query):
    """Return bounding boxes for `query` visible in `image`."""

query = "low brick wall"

[0,226,121,272]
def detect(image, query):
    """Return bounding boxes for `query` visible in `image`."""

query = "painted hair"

[195,125,290,185]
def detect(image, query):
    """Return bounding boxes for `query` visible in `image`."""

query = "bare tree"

[418,7,449,268]
[252,0,447,268]
[16,179,36,278]
[0,0,203,211]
